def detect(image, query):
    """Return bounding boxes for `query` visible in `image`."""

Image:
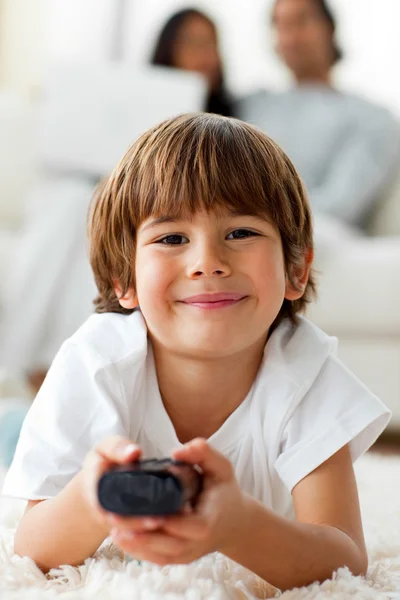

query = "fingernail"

[112,528,134,540]
[143,518,164,530]
[117,444,138,459]
[106,514,119,524]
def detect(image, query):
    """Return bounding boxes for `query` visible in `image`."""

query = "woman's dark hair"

[315,0,343,63]
[150,8,234,117]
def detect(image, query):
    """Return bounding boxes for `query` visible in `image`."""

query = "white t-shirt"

[2,311,391,518]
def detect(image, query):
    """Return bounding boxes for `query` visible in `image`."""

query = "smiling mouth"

[180,293,248,310]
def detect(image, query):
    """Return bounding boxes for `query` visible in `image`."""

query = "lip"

[179,292,248,310]
[182,292,246,303]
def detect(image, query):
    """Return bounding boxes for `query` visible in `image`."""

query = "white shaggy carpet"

[0,453,399,599]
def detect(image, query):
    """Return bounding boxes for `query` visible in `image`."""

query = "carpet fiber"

[0,453,399,599]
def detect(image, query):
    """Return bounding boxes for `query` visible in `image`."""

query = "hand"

[109,438,248,566]
[80,436,166,536]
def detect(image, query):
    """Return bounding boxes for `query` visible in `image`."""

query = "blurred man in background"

[237,0,400,230]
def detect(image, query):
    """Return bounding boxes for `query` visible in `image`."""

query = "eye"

[226,229,259,240]
[157,234,189,245]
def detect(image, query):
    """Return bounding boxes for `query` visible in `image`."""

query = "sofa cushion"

[309,236,400,335]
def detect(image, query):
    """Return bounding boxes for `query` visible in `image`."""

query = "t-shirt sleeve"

[1,341,130,500]
[274,354,392,493]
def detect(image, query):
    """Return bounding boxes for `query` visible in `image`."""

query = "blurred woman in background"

[151,8,234,117]
[236,0,400,230]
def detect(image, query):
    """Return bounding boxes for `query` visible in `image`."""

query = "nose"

[187,240,231,279]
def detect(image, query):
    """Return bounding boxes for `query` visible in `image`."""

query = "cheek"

[250,250,287,301]
[135,250,176,304]
[173,46,198,71]
[310,27,328,53]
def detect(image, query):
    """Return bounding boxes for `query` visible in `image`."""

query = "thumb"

[83,436,141,514]
[172,438,234,482]
[95,435,141,464]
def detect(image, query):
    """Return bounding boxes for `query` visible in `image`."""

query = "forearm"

[223,495,367,591]
[14,471,109,572]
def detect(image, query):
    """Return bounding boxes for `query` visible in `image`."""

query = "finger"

[182,502,193,515]
[112,535,171,566]
[105,514,165,533]
[81,449,111,514]
[82,437,141,517]
[111,529,190,559]
[161,514,209,541]
[95,436,142,465]
[172,438,233,482]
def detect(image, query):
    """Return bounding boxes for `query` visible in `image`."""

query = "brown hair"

[89,113,316,327]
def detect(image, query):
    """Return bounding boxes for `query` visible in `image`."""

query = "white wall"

[0,0,49,94]
[333,0,400,114]
[46,0,119,62]
[0,0,119,93]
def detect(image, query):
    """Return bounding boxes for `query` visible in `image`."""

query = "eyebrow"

[140,216,181,232]
[224,210,273,226]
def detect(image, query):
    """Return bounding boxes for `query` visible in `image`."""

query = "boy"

[2,114,390,591]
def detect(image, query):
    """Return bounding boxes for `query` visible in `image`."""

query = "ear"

[113,281,138,310]
[284,248,314,301]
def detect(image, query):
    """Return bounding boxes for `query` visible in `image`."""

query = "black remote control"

[97,458,203,516]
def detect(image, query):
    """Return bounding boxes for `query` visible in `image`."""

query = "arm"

[310,110,400,226]
[224,445,367,590]
[14,437,144,573]
[14,471,109,572]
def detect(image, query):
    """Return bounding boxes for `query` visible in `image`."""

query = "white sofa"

[1,91,399,429]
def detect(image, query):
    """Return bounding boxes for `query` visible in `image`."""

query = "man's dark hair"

[316,0,343,63]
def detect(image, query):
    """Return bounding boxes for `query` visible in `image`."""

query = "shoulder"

[250,317,338,433]
[31,310,149,427]
[265,316,338,388]
[266,318,390,493]
[234,89,274,121]
[341,92,399,130]
[61,309,148,371]
[267,316,389,424]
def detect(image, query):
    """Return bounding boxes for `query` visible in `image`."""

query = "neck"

[150,336,267,443]
[294,69,332,87]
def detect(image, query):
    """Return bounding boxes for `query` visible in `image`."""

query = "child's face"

[119,209,309,358]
